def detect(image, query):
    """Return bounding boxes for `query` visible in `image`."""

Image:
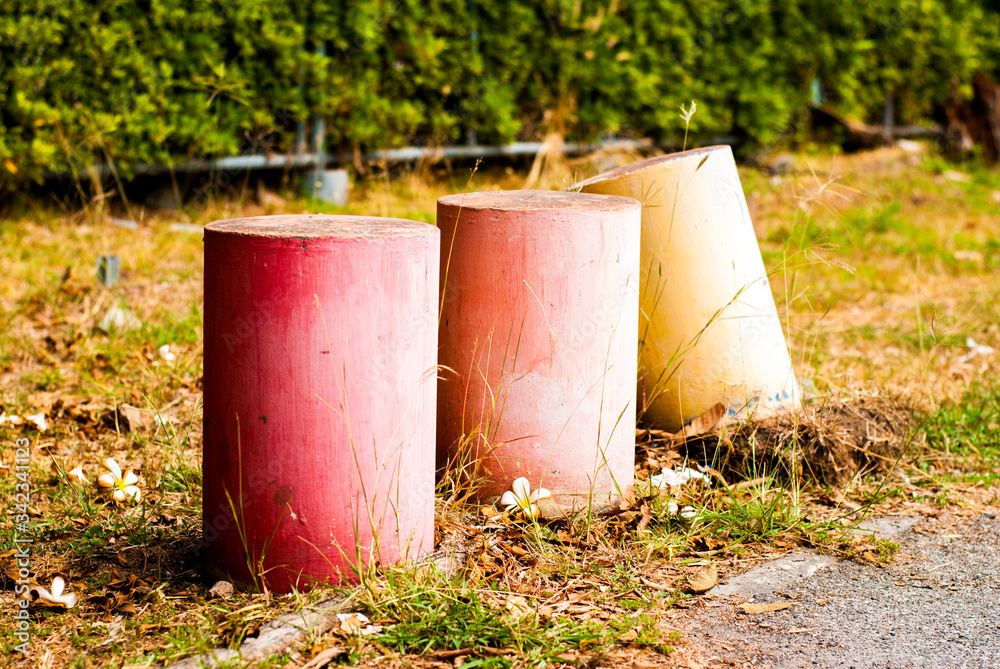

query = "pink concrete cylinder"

[202,215,438,591]
[437,191,641,509]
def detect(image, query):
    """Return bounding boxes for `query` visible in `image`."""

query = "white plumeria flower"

[960,337,995,363]
[678,506,699,519]
[25,413,47,431]
[500,477,551,519]
[667,500,698,519]
[34,576,78,609]
[67,465,88,485]
[158,344,176,364]
[649,466,710,489]
[96,457,142,503]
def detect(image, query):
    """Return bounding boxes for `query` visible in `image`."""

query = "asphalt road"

[691,513,1000,668]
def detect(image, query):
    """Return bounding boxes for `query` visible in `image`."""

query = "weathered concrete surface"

[708,516,920,599]
[709,551,839,599]
[692,514,1000,668]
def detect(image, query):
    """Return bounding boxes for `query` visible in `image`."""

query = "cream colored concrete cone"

[570,145,799,431]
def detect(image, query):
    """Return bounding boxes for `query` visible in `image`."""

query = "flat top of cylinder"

[204,215,437,238]
[438,189,638,211]
[569,145,729,190]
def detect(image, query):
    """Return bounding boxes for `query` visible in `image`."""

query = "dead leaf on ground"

[503,594,532,620]
[88,591,138,615]
[546,591,590,615]
[739,601,793,614]
[638,576,673,592]
[333,612,382,636]
[680,403,727,439]
[636,402,727,445]
[301,646,347,669]
[107,403,155,432]
[686,565,718,593]
[636,503,653,532]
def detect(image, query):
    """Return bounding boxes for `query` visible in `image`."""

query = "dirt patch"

[675,395,917,486]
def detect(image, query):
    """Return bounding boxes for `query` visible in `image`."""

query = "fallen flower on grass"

[97,458,142,503]
[67,465,88,485]
[651,466,711,489]
[666,500,699,519]
[25,412,48,432]
[30,576,78,609]
[960,337,995,363]
[158,344,176,364]
[0,412,22,426]
[98,305,141,333]
[501,477,551,519]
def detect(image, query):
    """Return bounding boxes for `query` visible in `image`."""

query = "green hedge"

[1,0,998,188]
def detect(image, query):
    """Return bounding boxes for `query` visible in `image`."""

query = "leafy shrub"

[1,0,998,190]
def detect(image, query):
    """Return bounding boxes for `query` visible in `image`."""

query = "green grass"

[358,566,670,667]
[923,382,1000,453]
[919,382,1000,487]
[700,483,805,545]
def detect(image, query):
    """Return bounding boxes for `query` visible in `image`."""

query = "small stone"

[942,170,972,184]
[896,139,925,154]
[110,217,139,230]
[209,580,235,599]
[953,250,984,263]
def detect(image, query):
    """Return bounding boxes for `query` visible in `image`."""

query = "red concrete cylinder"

[202,215,438,591]
[437,191,641,509]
